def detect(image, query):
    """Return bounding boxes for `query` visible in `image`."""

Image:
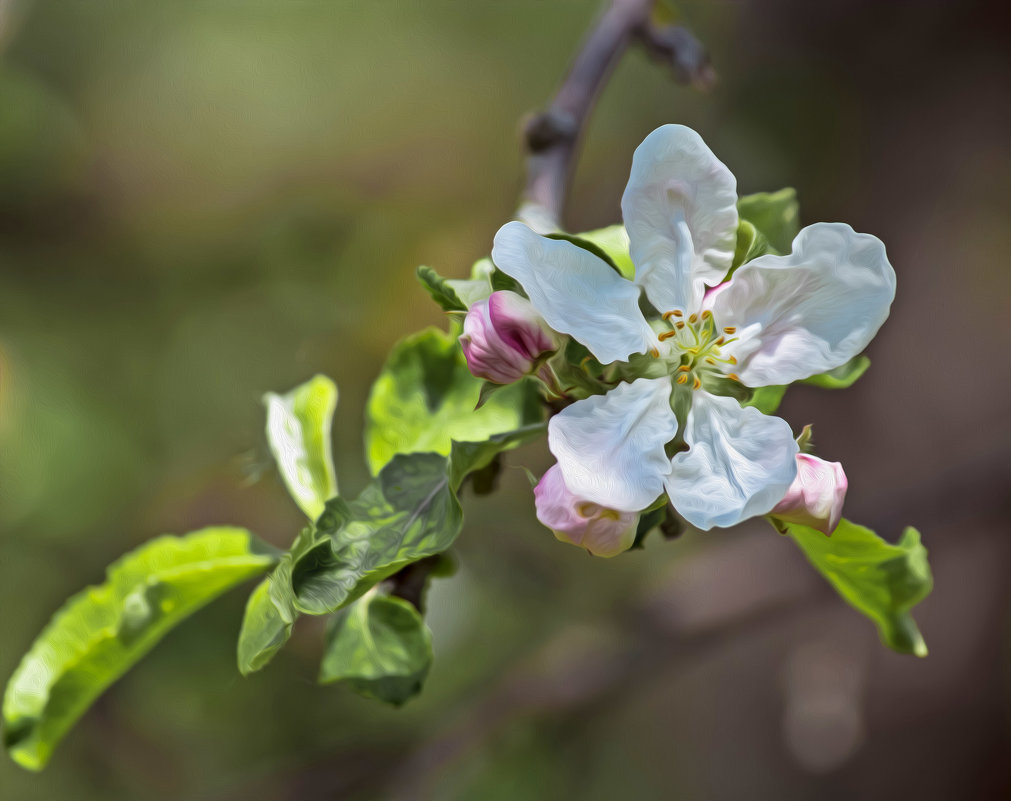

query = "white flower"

[491,125,896,531]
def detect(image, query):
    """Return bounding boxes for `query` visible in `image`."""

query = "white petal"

[548,377,678,512]
[621,125,738,314]
[666,391,798,531]
[712,223,896,387]
[492,221,657,365]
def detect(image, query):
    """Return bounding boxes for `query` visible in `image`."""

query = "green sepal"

[364,327,543,475]
[802,355,870,389]
[3,528,277,770]
[730,219,775,274]
[795,424,815,453]
[264,375,339,520]
[416,265,467,313]
[319,590,433,706]
[785,519,932,656]
[631,504,667,550]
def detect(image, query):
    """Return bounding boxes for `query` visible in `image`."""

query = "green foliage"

[545,232,623,275]
[290,453,462,615]
[743,384,788,415]
[364,327,543,475]
[3,528,276,770]
[416,265,467,312]
[264,375,339,520]
[575,224,635,278]
[319,589,432,706]
[786,520,932,656]
[737,188,800,255]
[802,355,870,389]
[236,577,296,676]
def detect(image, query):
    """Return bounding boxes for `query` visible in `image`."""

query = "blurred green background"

[2,0,1009,798]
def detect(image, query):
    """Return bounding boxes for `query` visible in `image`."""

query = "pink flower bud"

[460,291,557,384]
[770,454,848,535]
[534,464,639,557]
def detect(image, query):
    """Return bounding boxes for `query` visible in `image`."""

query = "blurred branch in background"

[519,0,712,231]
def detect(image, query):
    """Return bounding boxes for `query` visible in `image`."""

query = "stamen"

[715,336,725,345]
[657,330,678,341]
[677,364,691,372]
[663,310,684,320]
[688,313,698,324]
[727,373,740,382]
[729,355,738,365]
[705,357,716,365]
[701,310,712,320]
[649,347,660,358]
[723,326,736,334]
[692,376,702,390]
[676,373,689,385]
[675,321,686,329]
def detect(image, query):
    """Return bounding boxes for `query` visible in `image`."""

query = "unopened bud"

[460,291,557,384]
[534,464,639,557]
[771,454,847,536]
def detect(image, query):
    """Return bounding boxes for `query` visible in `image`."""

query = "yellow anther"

[676,373,689,385]
[715,336,725,346]
[657,330,678,341]
[688,313,698,324]
[705,357,716,365]
[701,310,712,320]
[677,364,691,372]
[675,321,686,329]
[663,310,684,320]
[727,373,740,382]
[692,376,702,390]
[729,355,738,365]
[649,347,660,358]
[723,326,736,334]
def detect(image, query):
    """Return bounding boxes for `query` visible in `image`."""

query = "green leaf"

[575,224,635,279]
[3,528,276,770]
[264,375,338,519]
[236,578,295,676]
[444,257,495,308]
[236,526,321,675]
[737,188,800,255]
[802,355,870,389]
[448,424,545,491]
[291,452,463,615]
[743,384,788,415]
[364,327,542,475]
[786,520,932,656]
[319,590,432,706]
[416,265,467,313]
[545,232,623,275]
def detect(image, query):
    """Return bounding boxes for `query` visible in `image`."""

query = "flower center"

[657,309,740,390]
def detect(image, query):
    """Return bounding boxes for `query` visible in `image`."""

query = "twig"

[518,0,713,231]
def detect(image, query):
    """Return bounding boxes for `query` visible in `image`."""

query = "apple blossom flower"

[770,454,848,535]
[534,464,639,557]
[459,290,558,384]
[491,124,895,531]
